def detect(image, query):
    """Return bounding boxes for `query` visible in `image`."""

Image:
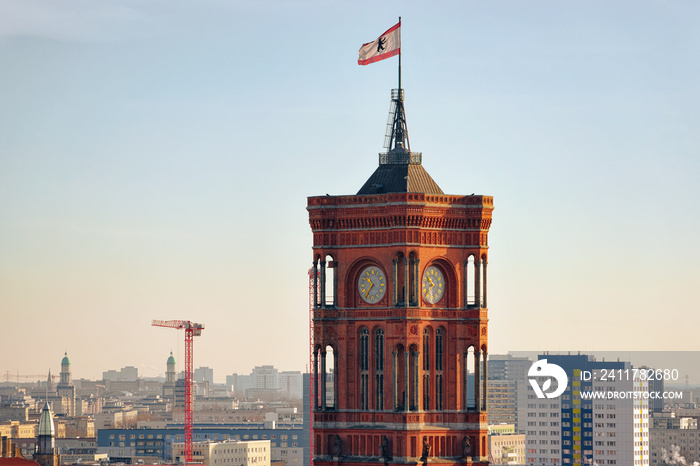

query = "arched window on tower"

[465,346,476,411]
[324,345,335,410]
[393,344,406,411]
[324,255,337,307]
[312,256,322,308]
[408,251,419,306]
[422,327,431,410]
[480,254,488,308]
[393,252,407,306]
[312,255,337,308]
[359,329,370,410]
[374,328,385,410]
[480,345,488,411]
[435,328,445,410]
[465,255,476,308]
[472,345,481,413]
[409,344,419,411]
[314,345,322,410]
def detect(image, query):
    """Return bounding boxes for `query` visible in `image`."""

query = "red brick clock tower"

[308,89,493,466]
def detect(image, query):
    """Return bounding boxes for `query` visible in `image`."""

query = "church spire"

[60,352,71,385]
[34,402,60,466]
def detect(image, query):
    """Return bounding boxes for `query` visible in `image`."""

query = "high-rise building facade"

[227,367,292,401]
[488,354,534,433]
[252,366,279,390]
[194,367,215,385]
[279,371,304,399]
[487,380,518,427]
[488,355,532,382]
[226,373,253,395]
[309,88,494,466]
[649,414,700,465]
[524,354,649,466]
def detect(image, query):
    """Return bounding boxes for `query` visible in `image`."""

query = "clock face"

[358,266,386,304]
[422,265,445,304]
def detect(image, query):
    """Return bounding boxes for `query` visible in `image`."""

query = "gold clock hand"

[364,278,374,296]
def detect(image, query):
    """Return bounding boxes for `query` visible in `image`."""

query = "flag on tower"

[358,21,401,66]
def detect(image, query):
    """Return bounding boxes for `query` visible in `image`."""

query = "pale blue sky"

[1,1,698,382]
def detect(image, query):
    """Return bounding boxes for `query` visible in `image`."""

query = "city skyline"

[1,1,699,380]
[6,349,699,388]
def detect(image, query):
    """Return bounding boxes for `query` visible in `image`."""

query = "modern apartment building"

[649,412,700,465]
[525,354,649,466]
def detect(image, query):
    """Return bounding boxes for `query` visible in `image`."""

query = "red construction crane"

[152,319,204,463]
[308,268,316,466]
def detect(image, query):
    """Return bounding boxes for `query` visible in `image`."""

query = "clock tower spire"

[308,88,493,466]
[358,89,443,196]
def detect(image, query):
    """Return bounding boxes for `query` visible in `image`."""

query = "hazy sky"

[1,1,698,383]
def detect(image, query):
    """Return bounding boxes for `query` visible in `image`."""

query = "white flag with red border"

[358,21,401,66]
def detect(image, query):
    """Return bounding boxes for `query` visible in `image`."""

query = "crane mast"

[308,268,316,466]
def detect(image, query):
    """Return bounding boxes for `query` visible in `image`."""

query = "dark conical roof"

[357,149,443,195]
[357,163,443,195]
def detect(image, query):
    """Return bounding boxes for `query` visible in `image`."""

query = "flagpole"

[398,16,402,93]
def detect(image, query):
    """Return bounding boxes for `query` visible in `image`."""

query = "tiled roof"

[0,459,40,466]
